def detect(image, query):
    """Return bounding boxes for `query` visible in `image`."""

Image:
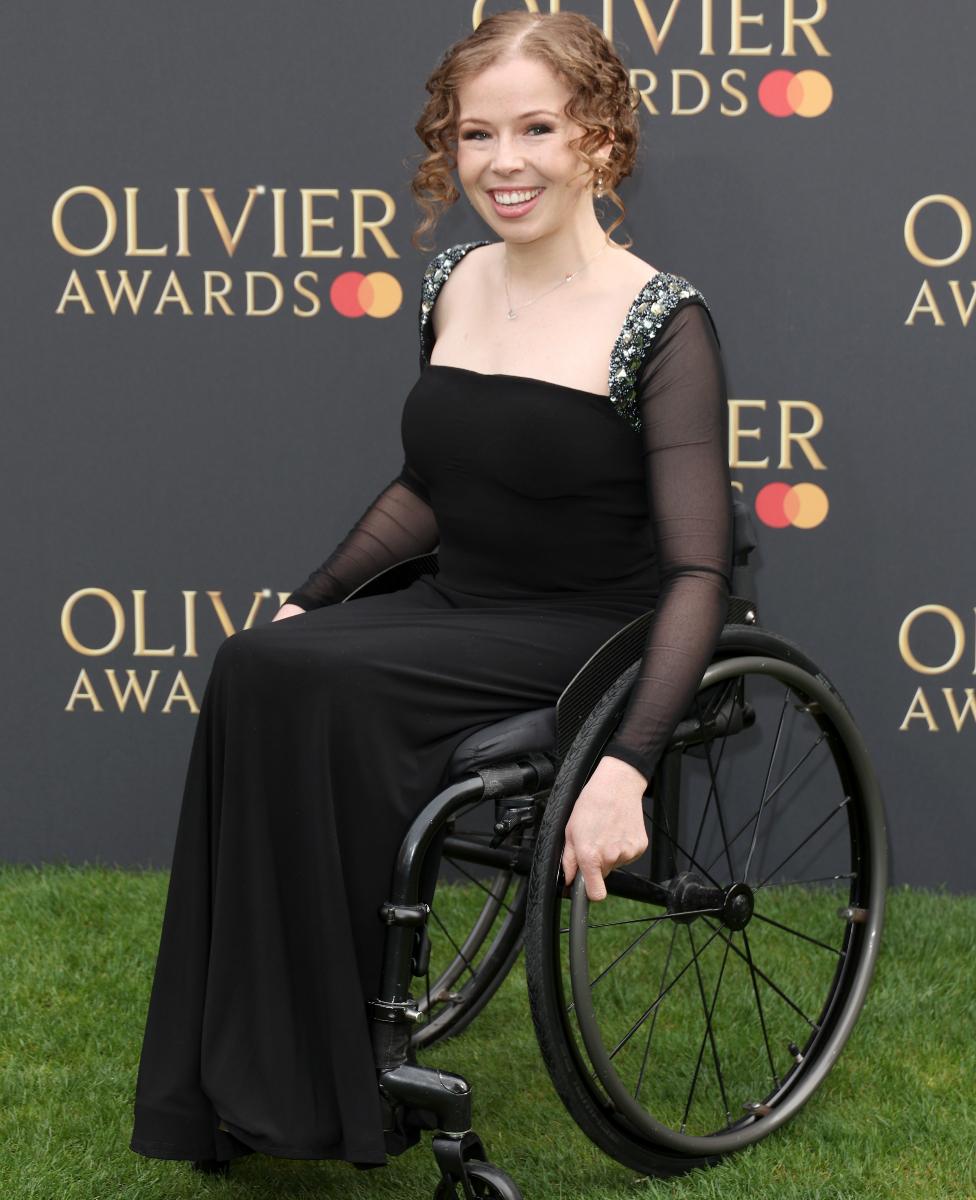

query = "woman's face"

[454,54,607,241]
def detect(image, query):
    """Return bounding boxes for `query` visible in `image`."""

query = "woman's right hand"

[272,603,306,622]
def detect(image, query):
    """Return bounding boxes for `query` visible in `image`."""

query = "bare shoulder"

[605,244,662,288]
[430,242,495,338]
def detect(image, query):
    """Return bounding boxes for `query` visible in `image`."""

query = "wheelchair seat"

[445,707,557,779]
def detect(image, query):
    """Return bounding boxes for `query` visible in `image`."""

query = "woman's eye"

[461,125,552,141]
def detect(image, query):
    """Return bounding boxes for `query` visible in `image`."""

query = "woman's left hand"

[561,756,649,902]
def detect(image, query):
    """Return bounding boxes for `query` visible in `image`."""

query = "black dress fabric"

[129,243,733,1167]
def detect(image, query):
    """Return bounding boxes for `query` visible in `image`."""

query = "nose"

[490,131,526,176]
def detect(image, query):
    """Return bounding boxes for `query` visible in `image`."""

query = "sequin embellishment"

[418,241,711,435]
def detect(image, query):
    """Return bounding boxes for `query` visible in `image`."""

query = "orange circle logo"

[755,482,829,528]
[329,271,403,318]
[758,70,833,117]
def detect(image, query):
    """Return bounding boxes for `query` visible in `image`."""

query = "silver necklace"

[503,240,610,320]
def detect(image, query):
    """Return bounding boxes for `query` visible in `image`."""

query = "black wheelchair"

[320,495,888,1197]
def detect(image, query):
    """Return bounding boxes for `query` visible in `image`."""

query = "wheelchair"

[298,494,888,1197]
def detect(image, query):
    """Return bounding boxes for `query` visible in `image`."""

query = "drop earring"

[595,170,605,198]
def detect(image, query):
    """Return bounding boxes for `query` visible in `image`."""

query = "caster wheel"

[433,1160,523,1199]
[191,1158,230,1175]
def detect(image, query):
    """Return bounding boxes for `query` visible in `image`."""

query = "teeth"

[493,188,542,205]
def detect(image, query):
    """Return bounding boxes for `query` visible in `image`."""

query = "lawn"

[1,867,973,1199]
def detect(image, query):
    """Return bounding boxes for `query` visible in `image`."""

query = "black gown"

[129,240,733,1167]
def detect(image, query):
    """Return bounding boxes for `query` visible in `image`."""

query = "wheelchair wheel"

[524,626,887,1177]
[410,796,532,1051]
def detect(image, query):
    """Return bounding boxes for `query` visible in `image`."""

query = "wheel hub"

[721,881,755,930]
[664,872,755,930]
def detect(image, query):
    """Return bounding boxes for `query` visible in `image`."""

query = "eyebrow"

[457,109,559,126]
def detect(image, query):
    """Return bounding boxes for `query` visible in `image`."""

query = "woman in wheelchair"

[130,12,887,1196]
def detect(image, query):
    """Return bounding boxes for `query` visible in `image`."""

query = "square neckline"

[423,241,670,401]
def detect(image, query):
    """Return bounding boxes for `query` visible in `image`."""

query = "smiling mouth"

[489,187,545,207]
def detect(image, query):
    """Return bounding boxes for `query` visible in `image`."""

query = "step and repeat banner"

[2,2,972,889]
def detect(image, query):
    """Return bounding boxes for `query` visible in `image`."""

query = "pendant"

[507,310,518,320]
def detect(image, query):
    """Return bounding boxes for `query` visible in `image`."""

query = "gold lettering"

[729,399,769,469]
[51,186,116,256]
[124,187,167,257]
[55,270,97,315]
[153,271,194,315]
[132,590,176,657]
[105,668,161,712]
[246,272,285,316]
[947,280,976,327]
[779,400,825,470]
[673,70,711,116]
[65,669,104,712]
[96,269,153,314]
[162,671,200,714]
[301,189,341,258]
[271,187,288,257]
[898,604,965,674]
[899,687,938,731]
[351,189,398,258]
[941,688,976,732]
[200,186,261,258]
[176,187,191,256]
[905,279,946,327]
[293,272,323,316]
[62,588,125,655]
[783,0,830,56]
[204,271,235,316]
[904,194,971,267]
[628,0,683,56]
[183,591,199,658]
[631,69,661,116]
[730,0,772,56]
[719,69,749,116]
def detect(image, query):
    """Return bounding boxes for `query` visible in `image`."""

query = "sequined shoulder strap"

[418,240,492,370]
[608,272,717,433]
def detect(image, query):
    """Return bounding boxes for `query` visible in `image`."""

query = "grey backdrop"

[2,2,973,890]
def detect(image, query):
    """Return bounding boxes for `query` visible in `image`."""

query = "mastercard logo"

[755,482,829,529]
[758,70,833,118]
[330,271,403,318]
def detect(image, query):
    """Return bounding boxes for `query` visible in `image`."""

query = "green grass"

[1,867,974,1199]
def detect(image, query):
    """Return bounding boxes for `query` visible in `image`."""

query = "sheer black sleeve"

[283,461,439,611]
[601,301,733,785]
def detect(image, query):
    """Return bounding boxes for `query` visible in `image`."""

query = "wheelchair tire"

[524,626,887,1177]
[433,1160,524,1199]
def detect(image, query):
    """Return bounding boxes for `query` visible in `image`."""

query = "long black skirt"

[129,573,645,1166]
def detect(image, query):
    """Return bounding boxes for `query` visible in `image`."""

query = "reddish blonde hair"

[409,11,641,252]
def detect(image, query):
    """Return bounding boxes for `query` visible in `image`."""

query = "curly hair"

[408,11,641,253]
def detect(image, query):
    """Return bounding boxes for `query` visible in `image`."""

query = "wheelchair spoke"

[560,905,722,937]
[688,684,737,877]
[742,926,780,1089]
[772,871,857,887]
[700,917,819,1030]
[634,924,678,1103]
[750,910,845,956]
[443,854,516,916]
[703,730,827,879]
[428,905,479,983]
[755,798,851,891]
[603,924,725,1061]
[642,802,722,890]
[742,685,791,883]
[682,925,733,1130]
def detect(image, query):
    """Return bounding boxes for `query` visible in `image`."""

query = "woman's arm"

[278,462,439,614]
[562,301,733,899]
[601,300,733,780]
